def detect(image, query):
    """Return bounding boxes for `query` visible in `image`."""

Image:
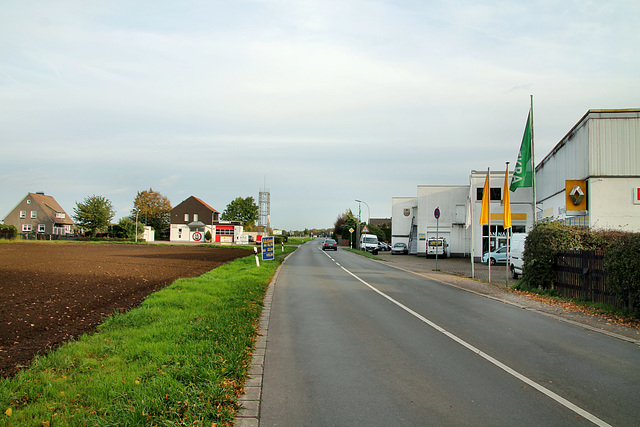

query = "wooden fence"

[554,250,622,308]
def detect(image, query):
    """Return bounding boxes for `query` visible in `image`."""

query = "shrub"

[603,232,640,314]
[522,220,583,289]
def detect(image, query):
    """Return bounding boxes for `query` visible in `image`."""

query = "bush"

[0,224,17,239]
[604,232,640,314]
[522,220,584,289]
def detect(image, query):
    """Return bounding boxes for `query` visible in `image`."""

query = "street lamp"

[355,199,370,225]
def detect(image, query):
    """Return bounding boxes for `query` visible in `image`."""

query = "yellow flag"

[479,169,490,225]
[503,166,512,228]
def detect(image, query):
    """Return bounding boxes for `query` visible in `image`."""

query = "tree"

[131,189,172,236]
[221,196,259,228]
[117,217,144,239]
[74,195,115,237]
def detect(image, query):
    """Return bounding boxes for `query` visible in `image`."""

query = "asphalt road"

[258,240,640,426]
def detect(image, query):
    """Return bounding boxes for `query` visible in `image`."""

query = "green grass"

[285,236,313,245]
[343,248,384,261]
[1,247,295,426]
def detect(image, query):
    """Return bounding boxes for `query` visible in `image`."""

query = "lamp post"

[355,199,370,225]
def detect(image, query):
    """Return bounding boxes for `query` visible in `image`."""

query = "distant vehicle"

[359,234,379,254]
[392,242,408,255]
[509,233,527,278]
[378,242,391,251]
[482,246,508,265]
[427,237,448,258]
[322,238,338,251]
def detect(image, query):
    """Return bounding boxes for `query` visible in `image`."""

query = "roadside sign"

[262,236,275,261]
[434,208,440,219]
[362,226,370,233]
[191,231,203,242]
[349,227,354,234]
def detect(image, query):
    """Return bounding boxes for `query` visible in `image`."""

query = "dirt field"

[0,242,252,377]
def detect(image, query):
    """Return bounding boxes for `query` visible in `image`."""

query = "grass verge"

[1,248,294,426]
[343,248,384,260]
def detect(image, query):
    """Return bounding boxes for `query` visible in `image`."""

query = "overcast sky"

[1,0,638,231]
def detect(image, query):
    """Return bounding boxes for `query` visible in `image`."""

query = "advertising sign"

[262,236,275,261]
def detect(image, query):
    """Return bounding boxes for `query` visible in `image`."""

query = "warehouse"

[392,108,639,260]
[392,172,534,260]
[536,109,640,229]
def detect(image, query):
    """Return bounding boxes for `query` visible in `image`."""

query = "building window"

[22,224,32,232]
[477,187,502,201]
[184,213,189,222]
[55,212,65,219]
[38,224,46,233]
[194,214,199,221]
[20,210,26,218]
[31,211,37,219]
[26,199,31,204]
[216,228,234,236]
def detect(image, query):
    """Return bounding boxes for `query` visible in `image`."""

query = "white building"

[392,108,639,259]
[392,173,534,259]
[536,109,640,229]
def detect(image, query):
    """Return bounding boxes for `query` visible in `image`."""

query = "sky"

[1,0,639,231]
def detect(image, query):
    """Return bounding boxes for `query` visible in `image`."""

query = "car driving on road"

[322,239,338,251]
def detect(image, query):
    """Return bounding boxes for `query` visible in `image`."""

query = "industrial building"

[392,109,640,259]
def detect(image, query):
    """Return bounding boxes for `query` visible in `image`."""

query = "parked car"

[322,238,338,251]
[378,242,391,251]
[482,246,508,265]
[509,233,527,279]
[391,242,408,255]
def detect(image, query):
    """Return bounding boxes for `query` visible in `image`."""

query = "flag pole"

[505,161,510,286]
[488,167,491,283]
[530,94,536,222]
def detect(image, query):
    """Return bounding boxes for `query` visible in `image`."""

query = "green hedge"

[522,221,640,313]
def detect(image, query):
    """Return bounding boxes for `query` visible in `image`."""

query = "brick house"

[2,192,75,237]
[169,196,243,243]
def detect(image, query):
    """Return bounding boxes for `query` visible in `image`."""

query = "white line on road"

[327,252,612,427]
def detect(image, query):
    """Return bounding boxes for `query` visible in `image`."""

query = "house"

[169,196,244,243]
[2,192,75,237]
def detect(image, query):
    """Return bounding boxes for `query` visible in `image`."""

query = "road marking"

[334,260,612,427]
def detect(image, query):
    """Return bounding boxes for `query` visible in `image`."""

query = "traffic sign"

[362,226,370,233]
[434,208,440,219]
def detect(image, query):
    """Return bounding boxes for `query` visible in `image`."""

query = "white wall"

[589,177,640,230]
[391,197,416,246]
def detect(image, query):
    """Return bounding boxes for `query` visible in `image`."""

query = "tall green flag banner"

[510,110,533,191]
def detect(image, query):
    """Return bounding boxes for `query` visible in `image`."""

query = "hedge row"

[522,221,640,312]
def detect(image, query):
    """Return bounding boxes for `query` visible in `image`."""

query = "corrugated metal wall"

[589,114,640,176]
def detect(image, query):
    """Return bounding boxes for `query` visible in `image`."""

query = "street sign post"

[434,207,440,270]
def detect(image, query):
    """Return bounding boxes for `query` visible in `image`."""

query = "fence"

[554,250,621,308]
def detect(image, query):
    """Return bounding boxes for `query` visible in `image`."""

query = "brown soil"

[0,242,251,377]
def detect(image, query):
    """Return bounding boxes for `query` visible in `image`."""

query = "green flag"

[510,111,533,191]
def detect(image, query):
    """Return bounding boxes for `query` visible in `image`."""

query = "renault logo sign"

[569,186,584,205]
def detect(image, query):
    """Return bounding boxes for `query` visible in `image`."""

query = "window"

[22,224,32,232]
[193,214,199,221]
[26,199,31,204]
[216,228,234,236]
[31,211,37,219]
[20,211,26,218]
[184,213,189,222]
[55,212,65,219]
[38,224,46,233]
[477,187,502,201]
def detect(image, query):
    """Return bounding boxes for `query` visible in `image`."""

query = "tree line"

[73,191,261,239]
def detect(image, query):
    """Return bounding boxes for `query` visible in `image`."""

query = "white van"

[427,237,448,258]
[359,233,379,254]
[509,233,527,279]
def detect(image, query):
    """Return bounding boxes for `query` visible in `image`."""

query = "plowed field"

[0,242,251,377]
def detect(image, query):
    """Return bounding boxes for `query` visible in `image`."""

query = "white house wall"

[416,186,469,256]
[391,197,417,246]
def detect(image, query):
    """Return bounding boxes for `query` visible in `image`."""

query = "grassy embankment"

[1,247,295,426]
